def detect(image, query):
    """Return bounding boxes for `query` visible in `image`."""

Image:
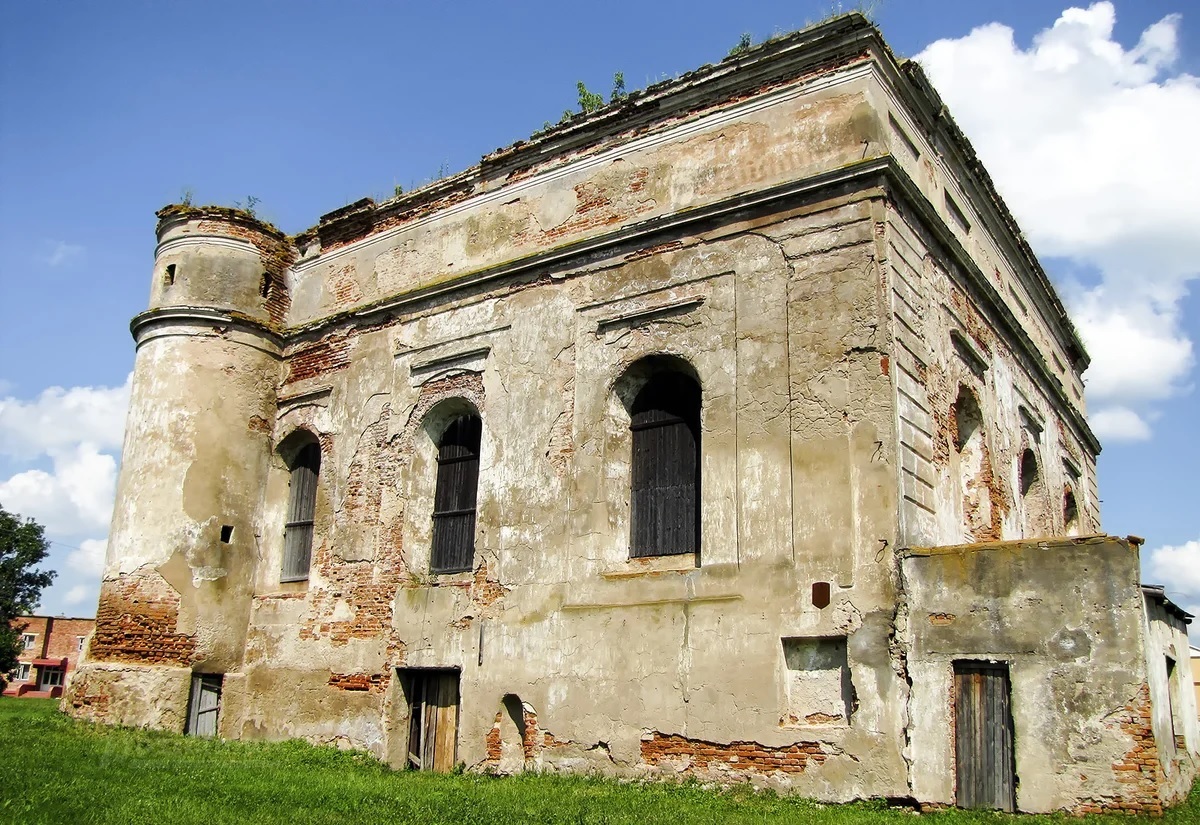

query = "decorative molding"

[155,234,258,259]
[395,324,511,359]
[410,346,491,377]
[277,385,332,411]
[595,295,706,331]
[949,328,987,377]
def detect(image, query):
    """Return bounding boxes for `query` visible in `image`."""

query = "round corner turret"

[149,204,297,329]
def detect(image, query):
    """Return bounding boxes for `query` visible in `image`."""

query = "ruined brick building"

[67,14,1197,814]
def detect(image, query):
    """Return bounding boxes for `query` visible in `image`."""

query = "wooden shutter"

[282,441,320,581]
[186,674,223,738]
[431,416,481,573]
[954,662,1016,811]
[630,373,701,558]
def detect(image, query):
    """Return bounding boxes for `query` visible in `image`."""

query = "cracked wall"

[68,15,1177,814]
[902,536,1197,814]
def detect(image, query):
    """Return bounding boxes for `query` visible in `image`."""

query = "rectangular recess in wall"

[945,193,971,234]
[1007,283,1029,317]
[950,329,987,377]
[888,113,921,162]
[780,637,855,726]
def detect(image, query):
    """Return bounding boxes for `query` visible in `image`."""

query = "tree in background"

[0,506,55,689]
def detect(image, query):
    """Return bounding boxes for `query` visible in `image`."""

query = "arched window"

[431,414,482,574]
[630,371,701,558]
[1019,448,1039,496]
[282,438,320,582]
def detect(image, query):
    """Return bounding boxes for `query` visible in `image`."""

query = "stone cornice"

[130,306,283,354]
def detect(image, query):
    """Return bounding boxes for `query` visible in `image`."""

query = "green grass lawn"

[1,698,1196,824]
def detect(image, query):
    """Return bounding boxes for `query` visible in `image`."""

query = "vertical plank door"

[954,662,1015,811]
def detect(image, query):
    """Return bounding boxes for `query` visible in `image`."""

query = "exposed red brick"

[328,672,388,693]
[89,574,196,667]
[1072,683,1166,816]
[285,333,353,384]
[641,731,834,776]
[485,711,504,765]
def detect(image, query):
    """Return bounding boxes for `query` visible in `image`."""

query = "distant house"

[4,615,95,698]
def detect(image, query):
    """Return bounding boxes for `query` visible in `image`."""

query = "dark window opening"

[282,439,320,582]
[431,415,481,574]
[1019,448,1039,496]
[630,371,701,558]
[260,272,272,298]
[1166,656,1178,745]
[220,524,234,543]
[1063,488,1078,527]
[164,264,176,286]
[952,386,982,452]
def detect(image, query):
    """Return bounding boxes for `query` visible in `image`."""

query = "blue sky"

[1,1,1197,634]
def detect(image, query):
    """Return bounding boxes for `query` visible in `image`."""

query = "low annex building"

[5,615,95,698]
[67,14,1197,814]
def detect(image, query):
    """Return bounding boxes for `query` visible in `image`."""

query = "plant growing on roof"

[233,195,260,217]
[610,72,627,102]
[576,81,605,114]
[727,32,753,57]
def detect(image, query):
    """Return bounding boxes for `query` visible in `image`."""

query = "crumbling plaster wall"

[901,537,1169,814]
[1142,596,1200,803]
[70,25,1120,808]
[884,198,1099,549]
[882,102,1088,420]
[284,66,890,329]
[223,188,912,798]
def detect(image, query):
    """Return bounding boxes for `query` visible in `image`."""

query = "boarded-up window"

[282,440,320,582]
[954,661,1016,811]
[630,372,701,558]
[431,415,481,574]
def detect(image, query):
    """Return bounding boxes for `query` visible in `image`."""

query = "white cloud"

[1088,405,1152,442]
[66,537,107,578]
[1068,288,1194,404]
[63,584,94,607]
[40,241,84,267]
[0,376,130,540]
[0,375,131,461]
[0,443,118,535]
[1144,538,1200,642]
[916,3,1200,438]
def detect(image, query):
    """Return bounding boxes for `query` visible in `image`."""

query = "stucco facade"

[66,14,1195,813]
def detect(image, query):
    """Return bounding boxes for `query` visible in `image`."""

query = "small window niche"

[781,637,855,727]
[1019,448,1039,496]
[163,263,177,286]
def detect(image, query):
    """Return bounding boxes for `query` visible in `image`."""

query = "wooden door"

[954,662,1015,811]
[186,674,222,738]
[405,670,459,772]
